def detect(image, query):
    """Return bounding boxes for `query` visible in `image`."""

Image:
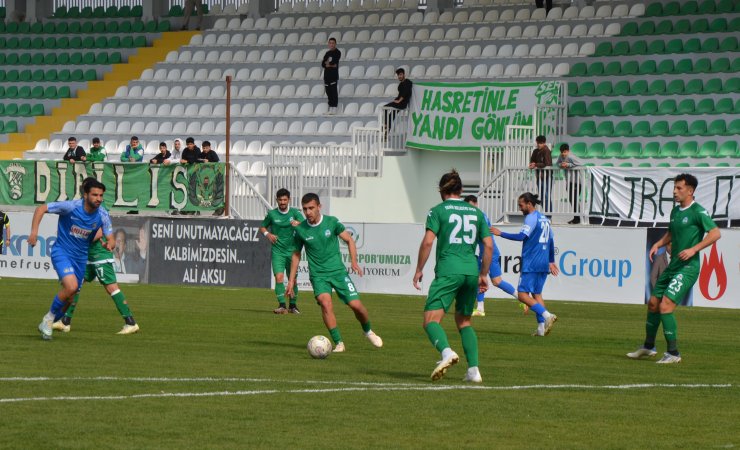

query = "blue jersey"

[520,210,553,273]
[48,199,112,262]
[477,212,501,261]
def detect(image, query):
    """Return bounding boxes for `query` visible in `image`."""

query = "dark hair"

[438,169,463,196]
[130,136,139,141]
[159,142,167,147]
[81,177,106,194]
[518,192,541,206]
[276,188,291,199]
[464,195,477,203]
[396,68,405,75]
[202,140,211,148]
[328,37,336,43]
[68,136,77,142]
[675,173,698,191]
[186,137,195,144]
[301,192,320,205]
[559,143,569,151]
[536,135,547,144]
[92,137,101,144]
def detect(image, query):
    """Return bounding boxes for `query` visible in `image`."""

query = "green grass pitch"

[1,278,738,449]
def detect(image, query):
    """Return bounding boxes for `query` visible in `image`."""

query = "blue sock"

[529,303,546,317]
[496,280,516,297]
[476,292,484,302]
[536,313,545,324]
[50,295,66,321]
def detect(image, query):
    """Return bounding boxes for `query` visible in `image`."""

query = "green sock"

[329,327,343,344]
[111,290,132,318]
[275,283,286,305]
[424,322,449,353]
[65,294,80,318]
[644,311,661,349]
[289,284,298,305]
[459,326,479,367]
[661,312,679,354]
[361,320,371,333]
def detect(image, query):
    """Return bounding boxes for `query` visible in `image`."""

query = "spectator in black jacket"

[150,142,172,164]
[198,141,220,163]
[180,137,201,164]
[383,68,413,137]
[63,137,86,162]
[321,37,341,115]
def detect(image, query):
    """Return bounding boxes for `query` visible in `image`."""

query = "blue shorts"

[518,272,548,295]
[478,258,503,279]
[51,252,86,290]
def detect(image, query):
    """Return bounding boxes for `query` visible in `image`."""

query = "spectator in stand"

[180,137,201,164]
[165,138,183,165]
[181,0,204,31]
[383,68,413,138]
[198,141,220,163]
[87,137,106,162]
[528,135,553,213]
[556,143,582,224]
[535,0,552,13]
[321,37,341,115]
[0,210,9,256]
[121,136,144,162]
[63,137,86,162]
[150,142,172,164]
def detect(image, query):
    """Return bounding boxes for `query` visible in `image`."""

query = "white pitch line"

[0,376,429,387]
[0,383,733,404]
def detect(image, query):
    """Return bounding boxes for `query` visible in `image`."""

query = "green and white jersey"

[88,238,115,266]
[261,207,304,254]
[293,214,346,277]
[426,198,491,277]
[668,201,717,271]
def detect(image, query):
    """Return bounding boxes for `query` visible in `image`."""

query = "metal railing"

[352,126,383,177]
[380,107,409,156]
[272,143,357,197]
[267,163,304,209]
[228,162,272,220]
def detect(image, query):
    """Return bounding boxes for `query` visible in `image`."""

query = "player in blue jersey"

[463,195,520,317]
[28,177,114,340]
[492,193,558,336]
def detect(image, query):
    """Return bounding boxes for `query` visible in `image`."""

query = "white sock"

[477,301,485,312]
[441,347,455,360]
[537,323,545,334]
[542,311,552,320]
[44,312,55,322]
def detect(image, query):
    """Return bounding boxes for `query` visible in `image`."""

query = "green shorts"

[310,271,360,304]
[425,274,479,316]
[85,262,118,286]
[271,250,294,276]
[652,266,698,305]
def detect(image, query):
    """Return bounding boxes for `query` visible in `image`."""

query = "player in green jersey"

[52,229,140,335]
[413,170,493,382]
[260,188,304,314]
[627,173,720,364]
[286,193,383,353]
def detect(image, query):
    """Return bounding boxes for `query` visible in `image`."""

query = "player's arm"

[413,229,436,290]
[649,231,672,262]
[286,250,301,298]
[548,236,559,276]
[339,230,362,277]
[679,227,720,261]
[27,204,48,247]
[259,215,277,244]
[479,236,493,293]
[99,209,115,251]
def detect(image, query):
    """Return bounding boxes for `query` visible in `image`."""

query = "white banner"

[491,226,646,304]
[406,80,562,151]
[0,211,58,279]
[294,223,437,296]
[692,229,740,309]
[589,167,740,223]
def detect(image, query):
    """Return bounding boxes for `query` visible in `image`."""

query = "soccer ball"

[307,335,332,359]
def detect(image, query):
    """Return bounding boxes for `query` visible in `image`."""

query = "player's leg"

[472,258,487,316]
[424,276,460,381]
[40,255,82,339]
[284,256,300,314]
[519,273,556,336]
[272,253,289,314]
[334,274,382,347]
[100,279,139,335]
[53,265,96,332]
[455,275,482,383]
[312,278,344,350]
[655,269,695,363]
[628,269,676,359]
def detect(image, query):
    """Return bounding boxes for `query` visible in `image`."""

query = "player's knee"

[275,273,285,283]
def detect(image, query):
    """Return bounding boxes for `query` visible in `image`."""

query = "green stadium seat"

[18,53,31,65]
[57,53,70,65]
[574,121,596,137]
[5,86,18,98]
[698,0,715,14]
[131,5,144,16]
[647,40,665,54]
[82,52,95,65]
[595,121,614,137]
[69,36,83,49]
[620,100,640,116]
[714,98,733,114]
[105,21,120,33]
[656,20,673,34]
[695,99,714,114]
[731,17,740,32]
[145,20,158,33]
[158,20,172,32]
[704,78,722,93]
[614,121,632,137]
[169,4,184,16]
[711,57,731,73]
[569,101,586,116]
[728,119,740,135]
[612,81,630,96]
[656,162,671,168]
[663,1,681,15]
[638,21,656,35]
[674,162,690,168]
[621,142,642,158]
[17,104,31,117]
[666,80,685,94]
[612,41,630,56]
[587,62,604,76]
[621,22,639,36]
[108,36,121,48]
[5,103,18,116]
[692,58,711,73]
[676,58,695,73]
[692,18,709,32]
[707,119,727,135]
[571,142,587,158]
[673,19,691,34]
[665,39,683,53]
[58,86,71,98]
[4,120,18,133]
[669,120,689,136]
[31,69,44,82]
[657,59,675,74]
[44,86,57,98]
[639,100,658,116]
[119,22,133,33]
[717,0,734,13]
[642,142,661,157]
[567,82,578,96]
[595,81,612,96]
[619,162,634,168]
[121,36,135,48]
[578,82,595,96]
[81,22,94,33]
[715,162,731,167]
[70,53,83,65]
[601,163,614,167]
[69,22,82,33]
[682,38,701,53]
[725,78,739,93]
[700,37,719,53]
[132,20,145,33]
[717,141,738,156]
[645,3,663,16]
[678,141,699,158]
[697,141,717,157]
[630,40,647,55]
[604,100,622,116]
[118,5,131,17]
[19,70,32,82]
[660,141,680,157]
[681,1,699,15]
[604,142,623,157]
[106,6,119,17]
[6,70,18,82]
[594,42,612,57]
[54,5,68,17]
[570,62,587,76]
[677,99,696,114]
[93,6,106,18]
[586,100,604,116]
[109,52,122,64]
[639,60,657,75]
[709,18,727,32]
[651,121,669,136]
[632,121,651,137]
[693,162,710,167]
[732,58,740,72]
[30,104,44,116]
[18,86,31,99]
[586,143,605,158]
[84,69,97,81]
[631,80,649,95]
[621,61,638,75]
[94,36,107,48]
[637,162,652,167]
[80,6,93,18]
[94,23,107,35]
[95,53,108,65]
[71,69,84,81]
[82,36,96,49]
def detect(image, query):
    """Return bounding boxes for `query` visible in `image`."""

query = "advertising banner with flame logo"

[692,229,739,309]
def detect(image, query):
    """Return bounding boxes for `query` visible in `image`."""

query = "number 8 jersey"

[426,198,491,277]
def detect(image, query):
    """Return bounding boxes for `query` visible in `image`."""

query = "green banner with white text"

[0,161,225,211]
[406,80,562,151]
